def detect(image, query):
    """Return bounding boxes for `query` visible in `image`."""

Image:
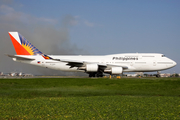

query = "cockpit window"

[162,55,165,57]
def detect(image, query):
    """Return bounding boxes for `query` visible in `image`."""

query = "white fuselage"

[13,53,176,73]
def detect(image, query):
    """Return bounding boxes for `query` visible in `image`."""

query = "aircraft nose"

[171,60,177,67]
[165,59,177,69]
[173,61,177,66]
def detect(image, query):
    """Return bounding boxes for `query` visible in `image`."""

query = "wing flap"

[60,59,84,64]
[60,59,84,68]
[106,64,128,69]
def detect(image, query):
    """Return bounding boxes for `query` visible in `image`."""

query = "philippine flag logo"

[37,61,41,64]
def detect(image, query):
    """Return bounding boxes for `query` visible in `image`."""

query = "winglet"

[8,32,43,55]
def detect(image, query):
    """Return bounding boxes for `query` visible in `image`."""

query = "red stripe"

[9,33,31,55]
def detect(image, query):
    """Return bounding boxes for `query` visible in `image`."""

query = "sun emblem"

[19,34,43,55]
[22,43,35,55]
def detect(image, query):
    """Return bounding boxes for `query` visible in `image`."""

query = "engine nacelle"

[86,64,98,72]
[111,67,123,74]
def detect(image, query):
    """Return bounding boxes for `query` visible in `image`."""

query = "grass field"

[0,77,180,119]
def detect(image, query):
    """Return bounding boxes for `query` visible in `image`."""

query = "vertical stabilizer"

[8,32,42,55]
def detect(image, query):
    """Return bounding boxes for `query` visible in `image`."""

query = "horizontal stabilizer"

[6,54,35,61]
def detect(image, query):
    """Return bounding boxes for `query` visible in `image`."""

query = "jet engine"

[86,64,98,72]
[104,67,123,75]
[111,67,123,74]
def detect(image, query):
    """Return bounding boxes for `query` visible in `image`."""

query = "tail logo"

[19,34,42,55]
[9,32,42,55]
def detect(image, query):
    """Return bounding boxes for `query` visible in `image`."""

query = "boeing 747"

[8,32,177,77]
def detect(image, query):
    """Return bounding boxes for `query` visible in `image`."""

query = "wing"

[60,59,84,68]
[41,55,128,73]
[51,58,128,70]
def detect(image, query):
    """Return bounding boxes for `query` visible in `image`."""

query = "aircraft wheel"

[97,73,103,77]
[156,74,160,78]
[89,73,96,77]
[89,74,92,77]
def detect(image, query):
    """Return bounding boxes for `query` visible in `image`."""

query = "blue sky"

[0,0,179,75]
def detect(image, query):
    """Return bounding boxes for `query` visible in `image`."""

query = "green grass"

[0,77,180,119]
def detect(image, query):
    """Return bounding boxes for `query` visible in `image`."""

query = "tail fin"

[8,32,43,55]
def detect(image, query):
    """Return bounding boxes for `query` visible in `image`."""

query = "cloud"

[61,15,78,27]
[0,0,13,5]
[37,17,58,24]
[0,5,58,25]
[71,16,96,27]
[0,4,14,13]
[0,4,87,76]
[84,20,94,27]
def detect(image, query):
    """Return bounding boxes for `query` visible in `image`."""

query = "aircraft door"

[101,59,105,64]
[153,61,156,66]
[130,62,133,66]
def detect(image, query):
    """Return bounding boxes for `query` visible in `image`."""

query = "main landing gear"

[88,72,103,77]
[89,73,96,77]
[156,71,161,78]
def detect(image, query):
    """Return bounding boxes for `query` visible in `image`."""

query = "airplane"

[7,32,177,77]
